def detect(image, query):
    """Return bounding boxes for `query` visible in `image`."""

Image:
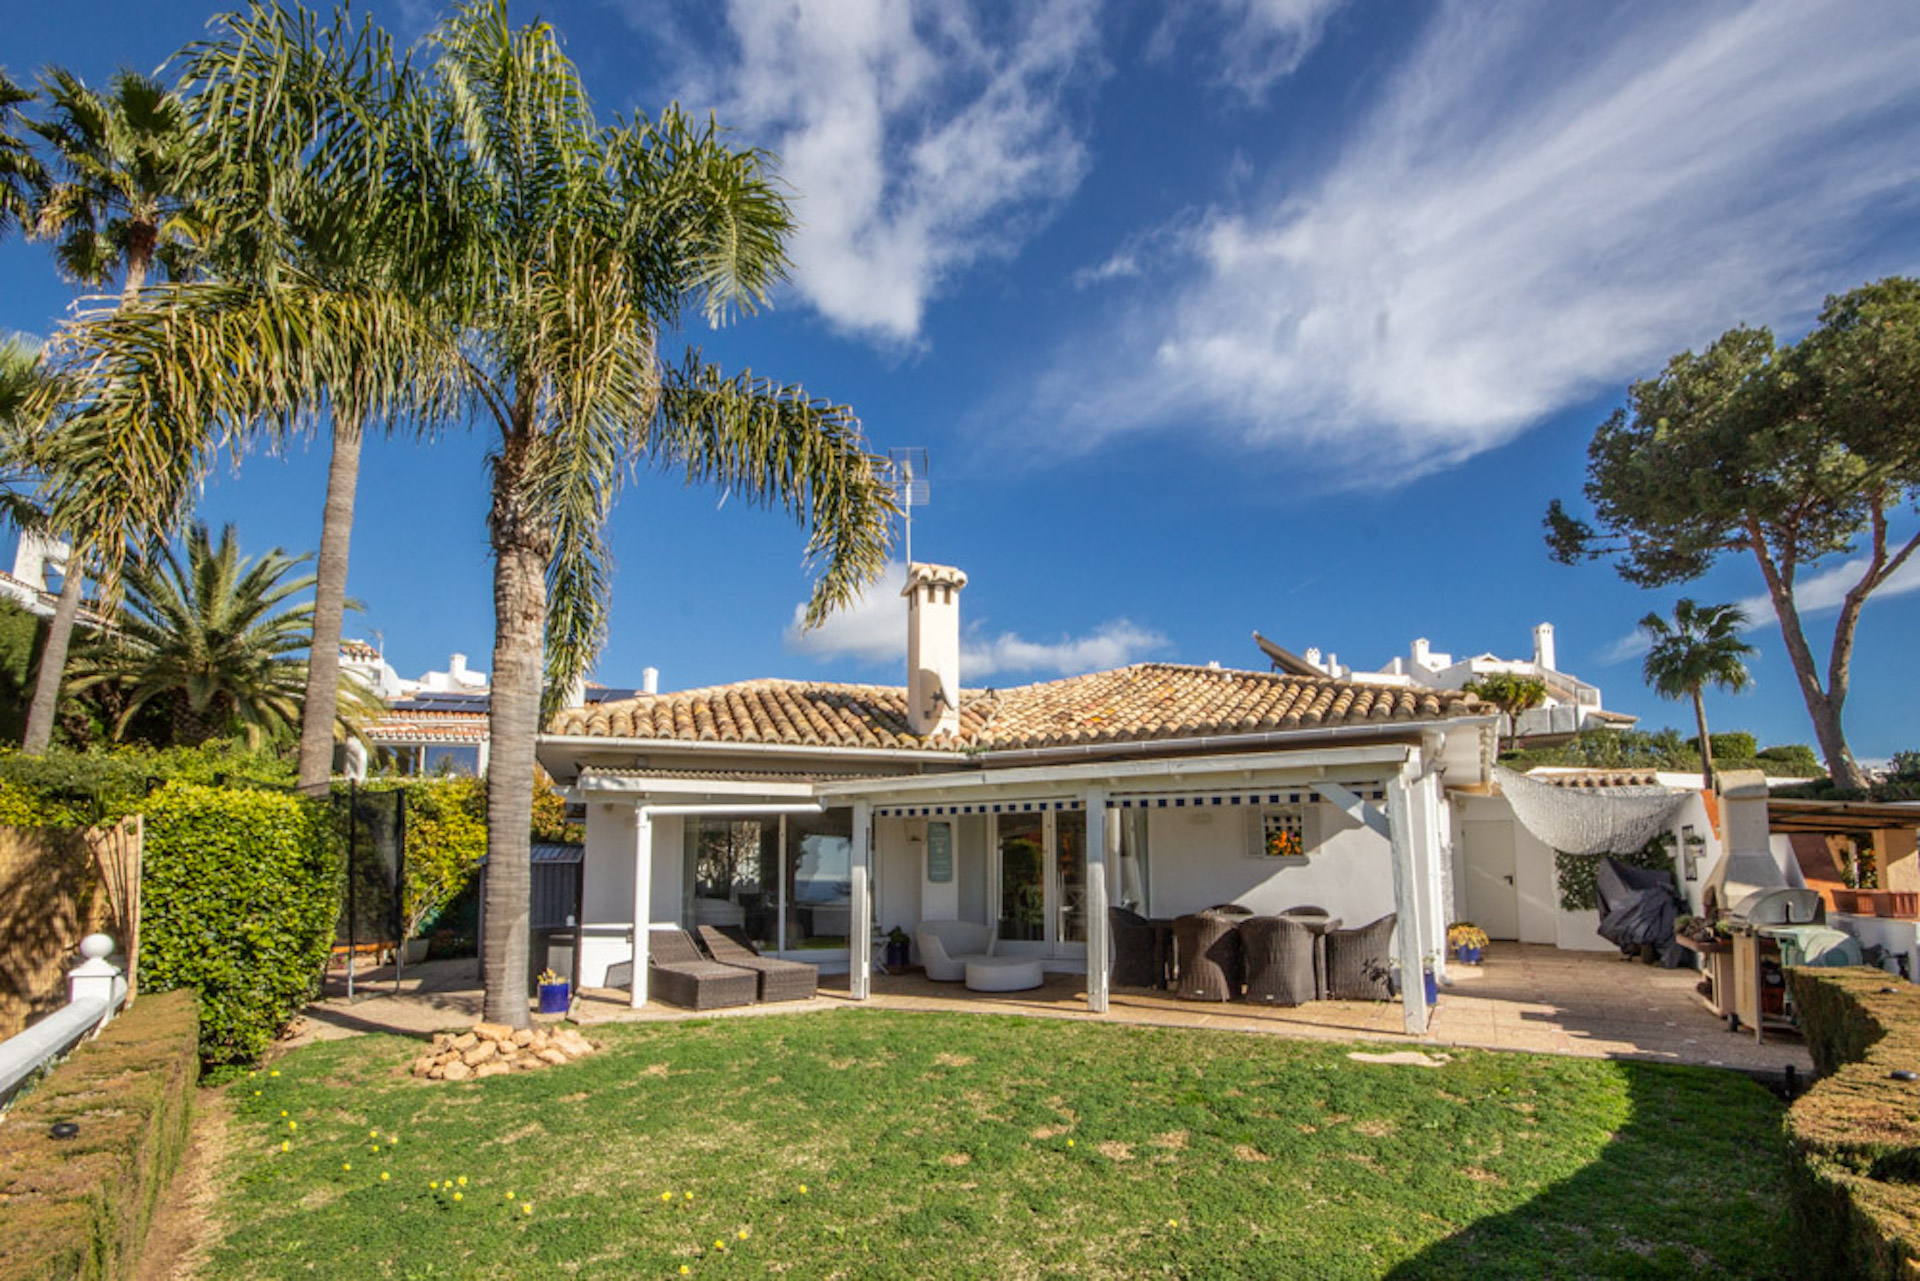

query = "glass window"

[1056,811,1087,944]
[684,818,779,948]
[997,814,1045,941]
[788,810,853,948]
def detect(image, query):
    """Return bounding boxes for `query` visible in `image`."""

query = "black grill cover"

[1595,857,1686,967]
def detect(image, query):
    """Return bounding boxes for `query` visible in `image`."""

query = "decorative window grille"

[1256,805,1307,860]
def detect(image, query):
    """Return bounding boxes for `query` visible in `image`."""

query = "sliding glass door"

[993,810,1086,958]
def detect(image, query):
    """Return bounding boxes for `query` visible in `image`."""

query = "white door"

[1461,819,1521,940]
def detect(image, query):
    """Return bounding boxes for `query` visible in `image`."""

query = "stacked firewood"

[409,1021,596,1081]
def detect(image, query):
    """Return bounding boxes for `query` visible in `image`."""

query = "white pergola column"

[1085,788,1110,1013]
[850,800,873,1000]
[629,807,653,1009]
[1386,771,1430,1034]
[1412,770,1447,986]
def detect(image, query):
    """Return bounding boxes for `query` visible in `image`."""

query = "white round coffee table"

[964,955,1044,992]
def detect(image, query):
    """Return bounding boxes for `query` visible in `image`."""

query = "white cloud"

[785,561,1168,678]
[1034,0,1920,481]
[681,0,1102,343]
[1152,0,1350,100]
[1598,550,1920,665]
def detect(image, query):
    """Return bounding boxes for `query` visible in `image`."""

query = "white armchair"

[915,920,995,982]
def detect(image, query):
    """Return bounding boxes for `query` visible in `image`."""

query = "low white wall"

[1834,913,1920,982]
[577,804,685,988]
[1144,803,1398,928]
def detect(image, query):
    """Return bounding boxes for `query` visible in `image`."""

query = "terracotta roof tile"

[547,663,1484,753]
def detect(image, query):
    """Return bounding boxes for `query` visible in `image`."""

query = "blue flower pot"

[1423,971,1439,1007]
[538,981,570,1014]
[1457,945,1482,965]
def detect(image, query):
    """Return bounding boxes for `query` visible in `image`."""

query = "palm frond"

[656,354,896,630]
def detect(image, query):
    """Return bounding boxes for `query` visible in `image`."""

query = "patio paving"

[295,943,1813,1079]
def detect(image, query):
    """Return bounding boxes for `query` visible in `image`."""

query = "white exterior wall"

[1144,803,1399,927]
[876,815,919,936]
[577,804,684,988]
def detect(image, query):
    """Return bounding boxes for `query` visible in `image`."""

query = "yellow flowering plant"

[1447,923,1489,951]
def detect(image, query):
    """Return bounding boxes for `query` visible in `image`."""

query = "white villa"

[1255,622,1637,739]
[538,563,1504,1033]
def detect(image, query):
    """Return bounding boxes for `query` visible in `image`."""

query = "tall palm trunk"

[23,244,152,755]
[21,563,83,751]
[1691,688,1716,788]
[296,417,364,795]
[480,452,548,1028]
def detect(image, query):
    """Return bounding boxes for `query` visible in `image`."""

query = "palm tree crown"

[71,522,319,747]
[1640,598,1756,784]
[27,68,202,298]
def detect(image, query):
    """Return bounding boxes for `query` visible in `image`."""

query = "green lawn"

[212,1011,1797,1278]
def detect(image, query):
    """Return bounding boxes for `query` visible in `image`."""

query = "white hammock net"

[1493,767,1692,856]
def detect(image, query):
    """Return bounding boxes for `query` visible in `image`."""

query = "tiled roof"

[547,663,1482,753]
[366,709,489,744]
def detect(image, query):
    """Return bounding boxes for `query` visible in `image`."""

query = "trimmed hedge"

[140,783,341,1068]
[1785,968,1920,1278]
[0,989,199,1280]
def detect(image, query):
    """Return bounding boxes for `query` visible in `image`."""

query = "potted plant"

[884,926,911,973]
[536,967,570,1015]
[1422,955,1440,1007]
[1447,922,1489,964]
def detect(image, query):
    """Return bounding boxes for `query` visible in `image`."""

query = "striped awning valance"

[874,783,1387,819]
[877,798,1083,818]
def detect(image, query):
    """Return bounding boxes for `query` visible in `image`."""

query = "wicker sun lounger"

[697,925,819,1002]
[648,927,757,1010]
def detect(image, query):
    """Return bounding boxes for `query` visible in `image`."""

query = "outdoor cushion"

[1324,914,1396,1002]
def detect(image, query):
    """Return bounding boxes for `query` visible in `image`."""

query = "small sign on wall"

[927,820,953,883]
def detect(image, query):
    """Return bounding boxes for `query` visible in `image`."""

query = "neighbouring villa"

[537,563,1811,1035]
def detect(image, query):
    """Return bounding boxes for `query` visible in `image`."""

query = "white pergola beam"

[1085,787,1110,1013]
[850,801,873,1000]
[1313,780,1390,840]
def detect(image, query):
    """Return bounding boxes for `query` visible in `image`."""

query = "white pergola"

[817,741,1456,1034]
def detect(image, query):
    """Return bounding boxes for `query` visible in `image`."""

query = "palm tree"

[0,70,43,239]
[1640,599,1756,786]
[37,1,896,1028]
[19,67,203,753]
[68,521,376,748]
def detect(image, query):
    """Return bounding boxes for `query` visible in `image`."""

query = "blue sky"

[4,1,1920,758]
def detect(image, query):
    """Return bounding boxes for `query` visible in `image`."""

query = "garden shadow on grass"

[1386,1062,1819,1280]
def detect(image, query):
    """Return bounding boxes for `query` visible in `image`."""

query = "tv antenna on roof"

[886,447,929,566]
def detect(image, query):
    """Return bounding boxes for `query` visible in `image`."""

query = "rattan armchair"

[1241,915,1318,1006]
[647,928,757,1010]
[1173,913,1243,1001]
[1108,907,1163,988]
[697,925,819,1002]
[1323,914,1397,1001]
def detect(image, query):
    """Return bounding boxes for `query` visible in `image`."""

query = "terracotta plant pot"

[1830,889,1867,915]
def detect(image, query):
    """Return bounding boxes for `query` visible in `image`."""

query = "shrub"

[0,742,292,827]
[394,776,487,939]
[1694,730,1758,761]
[138,783,340,1068]
[1783,968,1920,1277]
[0,989,198,1281]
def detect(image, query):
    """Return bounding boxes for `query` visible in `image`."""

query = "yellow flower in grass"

[342,1163,352,1172]
[1167,1219,1178,1229]
[287,1121,297,1131]
[508,1191,517,1200]
[798,1184,808,1195]
[453,1192,462,1203]
[522,1203,533,1215]
[457,1176,467,1186]
[269,1070,279,1077]
[279,1141,289,1153]
[683,1192,693,1201]
[381,1172,390,1182]
[660,1191,673,1202]
[370,1130,379,1138]
[280,1111,288,1117]
[430,1181,439,1190]
[736,1230,748,1241]
[679,1268,689,1276]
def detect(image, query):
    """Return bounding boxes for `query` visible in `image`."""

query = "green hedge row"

[0,989,199,1280]
[139,783,342,1069]
[1784,968,1920,1278]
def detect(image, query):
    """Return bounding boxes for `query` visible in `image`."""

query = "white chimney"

[449,652,469,682]
[642,666,659,695]
[12,533,67,593]
[1305,647,1322,667]
[903,562,967,737]
[1532,622,1556,673]
[1411,638,1431,669]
